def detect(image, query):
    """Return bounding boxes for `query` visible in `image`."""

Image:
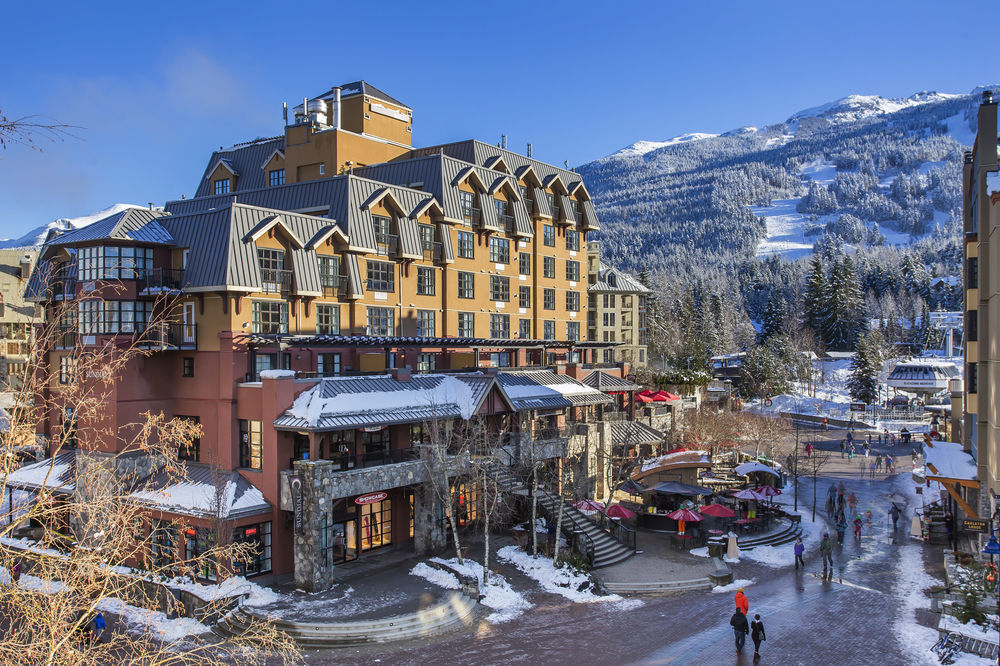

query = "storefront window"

[233,522,272,576]
[359,498,392,551]
[454,481,480,527]
[150,519,177,572]
[324,501,358,565]
[184,527,217,582]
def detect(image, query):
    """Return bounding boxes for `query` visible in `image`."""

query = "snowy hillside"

[577,84,996,278]
[0,203,144,248]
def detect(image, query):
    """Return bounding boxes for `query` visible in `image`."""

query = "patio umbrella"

[699,503,736,518]
[755,485,782,497]
[635,393,656,403]
[607,504,637,520]
[734,461,780,477]
[619,479,646,495]
[651,391,669,402]
[666,507,703,535]
[644,481,711,496]
[656,390,681,401]
[732,488,768,501]
[573,499,605,515]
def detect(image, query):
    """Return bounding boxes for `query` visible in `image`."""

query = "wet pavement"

[293,466,944,665]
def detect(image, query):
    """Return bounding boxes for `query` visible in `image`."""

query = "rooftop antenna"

[527,143,533,158]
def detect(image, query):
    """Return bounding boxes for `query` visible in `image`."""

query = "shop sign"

[849,402,866,412]
[355,492,388,505]
[963,519,989,533]
[290,476,304,534]
[362,426,386,432]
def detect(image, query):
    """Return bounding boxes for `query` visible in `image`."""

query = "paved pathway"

[292,471,944,665]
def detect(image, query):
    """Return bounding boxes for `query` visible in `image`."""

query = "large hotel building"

[15,82,649,590]
[963,90,1000,522]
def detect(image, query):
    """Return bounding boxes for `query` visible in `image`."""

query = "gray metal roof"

[581,371,641,392]
[158,203,342,293]
[588,262,650,294]
[495,370,612,412]
[194,136,285,198]
[6,450,77,494]
[610,421,664,446]
[274,373,496,432]
[314,80,410,110]
[47,208,174,246]
[130,465,272,520]
[239,333,611,349]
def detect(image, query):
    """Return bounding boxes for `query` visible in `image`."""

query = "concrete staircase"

[601,578,713,595]
[736,520,804,551]
[215,591,478,647]
[493,467,635,569]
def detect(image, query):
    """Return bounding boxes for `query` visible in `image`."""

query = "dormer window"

[372,215,397,256]
[257,248,288,293]
[214,179,230,195]
[460,191,479,225]
[269,169,285,187]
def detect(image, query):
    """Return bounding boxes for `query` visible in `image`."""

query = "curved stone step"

[601,577,713,595]
[216,592,478,647]
[739,525,803,551]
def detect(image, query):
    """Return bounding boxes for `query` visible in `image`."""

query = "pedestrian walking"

[840,440,845,458]
[847,446,854,461]
[875,455,883,472]
[91,611,106,644]
[854,515,863,539]
[867,433,872,447]
[820,533,834,575]
[847,492,858,514]
[836,514,847,544]
[794,537,805,569]
[838,482,845,496]
[751,613,767,660]
[823,417,829,430]
[865,509,873,527]
[730,608,750,654]
[734,587,749,615]
[889,503,901,530]
[884,428,889,444]
[849,416,856,431]
[864,441,870,457]
[886,455,894,474]
[837,494,845,513]
[869,461,876,479]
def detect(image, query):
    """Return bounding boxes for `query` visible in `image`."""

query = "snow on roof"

[6,451,76,493]
[640,450,710,472]
[286,374,480,427]
[130,466,270,520]
[923,440,977,481]
[496,371,612,411]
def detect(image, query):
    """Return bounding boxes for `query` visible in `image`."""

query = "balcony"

[375,233,399,257]
[137,323,198,350]
[500,214,516,235]
[138,268,185,294]
[522,198,534,215]
[320,275,348,298]
[422,241,443,263]
[260,268,292,294]
[463,208,481,226]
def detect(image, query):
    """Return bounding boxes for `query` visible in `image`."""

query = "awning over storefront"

[495,371,612,412]
[924,440,980,518]
[610,421,664,446]
[580,371,640,393]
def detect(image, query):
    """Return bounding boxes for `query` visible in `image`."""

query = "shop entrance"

[325,501,358,565]
[358,496,392,551]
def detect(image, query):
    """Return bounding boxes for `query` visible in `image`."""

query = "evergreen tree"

[847,335,879,404]
[825,255,867,351]
[759,295,787,343]
[803,255,829,341]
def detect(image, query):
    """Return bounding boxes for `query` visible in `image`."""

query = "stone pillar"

[291,459,337,592]
[413,481,446,555]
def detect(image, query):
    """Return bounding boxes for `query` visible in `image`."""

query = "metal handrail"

[463,208,481,225]
[260,268,292,293]
[375,234,399,256]
[137,267,185,292]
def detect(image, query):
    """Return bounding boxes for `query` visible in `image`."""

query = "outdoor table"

[672,533,694,551]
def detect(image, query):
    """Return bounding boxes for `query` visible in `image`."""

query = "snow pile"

[96,596,209,642]
[689,547,709,558]
[711,578,755,594]
[940,613,999,643]
[258,369,296,380]
[425,557,533,624]
[287,374,477,426]
[739,544,792,568]
[168,575,280,607]
[496,546,641,609]
[410,562,460,590]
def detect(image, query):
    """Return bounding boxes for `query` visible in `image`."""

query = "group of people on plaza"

[729,587,766,660]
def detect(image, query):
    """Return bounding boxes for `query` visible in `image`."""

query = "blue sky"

[1,0,997,239]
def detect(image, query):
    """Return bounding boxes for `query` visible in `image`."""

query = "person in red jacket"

[734,588,749,615]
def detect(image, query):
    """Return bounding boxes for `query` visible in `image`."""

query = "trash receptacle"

[707,536,726,558]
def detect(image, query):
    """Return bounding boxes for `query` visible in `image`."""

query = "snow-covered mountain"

[0,203,144,249]
[578,84,996,279]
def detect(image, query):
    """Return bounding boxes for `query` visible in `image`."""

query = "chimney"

[527,143,532,158]
[332,87,341,130]
[283,102,288,126]
[978,90,998,171]
[18,255,31,280]
[501,134,507,150]
[391,367,412,382]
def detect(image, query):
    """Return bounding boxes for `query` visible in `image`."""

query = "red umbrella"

[573,499,605,514]
[755,485,782,497]
[651,391,669,402]
[732,488,767,501]
[635,393,656,403]
[699,503,736,518]
[666,507,703,535]
[607,504,636,520]
[655,390,681,401]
